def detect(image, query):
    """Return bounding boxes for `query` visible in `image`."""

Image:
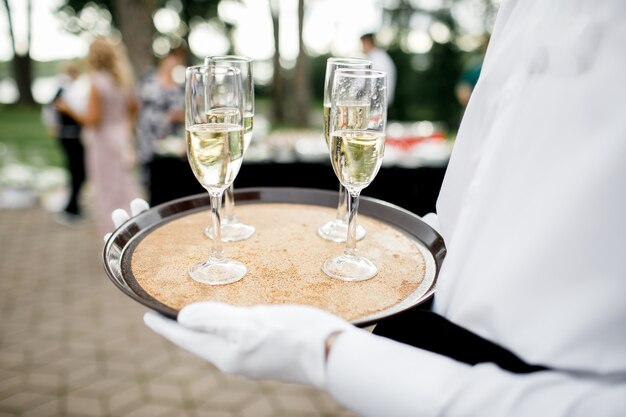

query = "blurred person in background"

[46,63,89,225]
[55,37,141,235]
[455,36,489,108]
[360,33,396,107]
[135,45,202,205]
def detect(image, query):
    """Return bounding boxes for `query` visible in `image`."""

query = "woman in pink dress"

[56,37,142,235]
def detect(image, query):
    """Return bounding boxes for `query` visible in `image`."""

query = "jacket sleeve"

[326,329,626,417]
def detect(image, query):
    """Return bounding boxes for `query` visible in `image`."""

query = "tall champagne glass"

[185,65,246,284]
[317,57,372,243]
[323,69,387,281]
[203,56,255,242]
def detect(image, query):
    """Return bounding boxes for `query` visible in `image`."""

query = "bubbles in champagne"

[206,107,240,124]
[325,102,371,149]
[336,101,370,130]
[323,105,331,148]
[186,123,244,191]
[243,112,254,151]
[331,129,384,192]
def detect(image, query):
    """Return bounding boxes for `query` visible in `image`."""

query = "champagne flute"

[203,56,255,242]
[323,69,387,281]
[318,57,372,243]
[185,65,247,284]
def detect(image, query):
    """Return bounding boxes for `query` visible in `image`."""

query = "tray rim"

[102,187,446,327]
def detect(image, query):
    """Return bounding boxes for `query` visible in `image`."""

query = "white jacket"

[327,0,626,415]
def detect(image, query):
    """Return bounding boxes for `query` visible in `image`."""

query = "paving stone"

[0,372,23,393]
[312,391,354,415]
[0,208,357,417]
[29,346,66,367]
[186,373,220,403]
[116,402,180,417]
[152,365,205,386]
[106,384,144,413]
[66,395,103,417]
[238,395,274,417]
[193,409,235,417]
[70,375,131,397]
[0,350,26,370]
[204,388,256,411]
[274,391,321,415]
[103,361,144,380]
[146,381,186,405]
[0,392,55,413]
[21,400,60,417]
[24,371,63,393]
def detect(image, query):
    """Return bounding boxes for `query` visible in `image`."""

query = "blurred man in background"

[51,64,88,225]
[360,33,396,107]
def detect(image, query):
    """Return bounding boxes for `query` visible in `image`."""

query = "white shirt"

[368,47,396,105]
[327,0,626,415]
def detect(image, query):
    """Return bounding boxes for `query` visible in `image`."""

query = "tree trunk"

[13,54,35,105]
[2,0,35,105]
[112,0,155,78]
[293,0,310,127]
[225,22,236,55]
[270,1,285,124]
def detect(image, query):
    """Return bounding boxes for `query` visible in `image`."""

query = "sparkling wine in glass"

[318,57,371,243]
[185,65,246,285]
[204,56,255,242]
[323,69,387,281]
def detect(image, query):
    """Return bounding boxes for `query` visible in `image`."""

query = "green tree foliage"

[390,42,463,128]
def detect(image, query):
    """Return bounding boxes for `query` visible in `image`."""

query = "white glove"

[421,212,440,233]
[144,302,355,388]
[103,198,150,242]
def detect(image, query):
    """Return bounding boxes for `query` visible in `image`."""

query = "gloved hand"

[144,302,355,388]
[105,198,356,388]
[421,212,440,233]
[103,198,150,242]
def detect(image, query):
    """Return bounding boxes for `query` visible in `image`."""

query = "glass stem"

[209,192,225,263]
[224,183,236,223]
[344,190,360,258]
[336,184,348,222]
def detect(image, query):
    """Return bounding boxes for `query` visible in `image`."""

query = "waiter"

[115,0,626,415]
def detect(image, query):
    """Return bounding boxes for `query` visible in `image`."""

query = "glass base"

[322,254,377,282]
[188,259,247,285]
[204,220,255,242]
[317,219,366,242]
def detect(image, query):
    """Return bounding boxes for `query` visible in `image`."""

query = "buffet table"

[149,125,452,215]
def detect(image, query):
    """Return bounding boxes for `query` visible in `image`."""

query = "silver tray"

[103,187,445,327]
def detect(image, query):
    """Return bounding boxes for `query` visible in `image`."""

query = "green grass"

[0,105,64,167]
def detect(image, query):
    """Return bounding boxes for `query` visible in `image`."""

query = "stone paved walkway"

[0,206,357,417]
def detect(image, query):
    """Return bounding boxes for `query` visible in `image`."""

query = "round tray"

[103,187,446,327]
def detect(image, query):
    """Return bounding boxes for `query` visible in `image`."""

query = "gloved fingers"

[250,304,353,331]
[144,312,229,352]
[144,311,191,340]
[178,303,267,348]
[130,198,150,217]
[178,302,249,330]
[107,199,149,240]
[111,209,130,228]
[421,212,440,232]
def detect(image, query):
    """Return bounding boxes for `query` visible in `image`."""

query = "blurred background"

[0,1,497,416]
[0,0,497,215]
